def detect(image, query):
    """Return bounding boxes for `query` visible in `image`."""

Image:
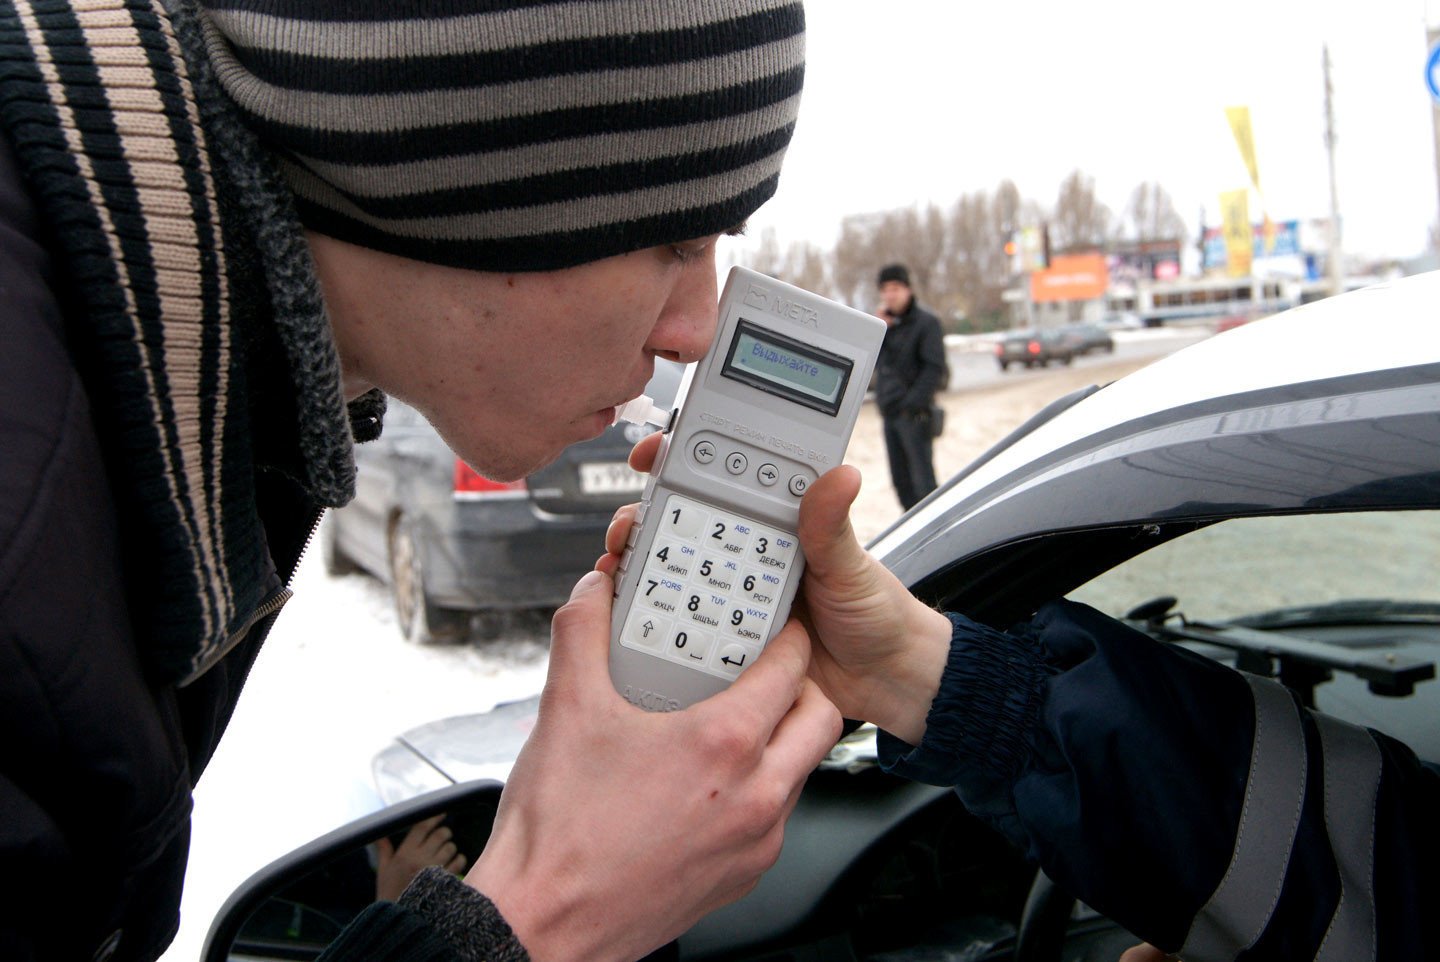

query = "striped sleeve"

[879,599,1440,962]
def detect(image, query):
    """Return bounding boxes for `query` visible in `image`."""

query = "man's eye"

[670,244,697,263]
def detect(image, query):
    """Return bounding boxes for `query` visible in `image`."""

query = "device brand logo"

[624,686,682,712]
[743,285,819,328]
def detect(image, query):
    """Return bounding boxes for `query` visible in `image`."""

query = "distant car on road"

[1058,322,1116,356]
[322,361,684,643]
[995,328,1074,370]
[1100,310,1143,330]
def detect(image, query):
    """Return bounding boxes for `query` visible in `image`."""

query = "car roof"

[871,271,1440,619]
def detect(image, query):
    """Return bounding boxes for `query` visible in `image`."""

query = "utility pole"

[1323,44,1344,297]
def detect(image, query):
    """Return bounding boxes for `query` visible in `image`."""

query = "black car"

[205,275,1440,961]
[995,328,1074,370]
[323,361,684,643]
[1056,321,1115,355]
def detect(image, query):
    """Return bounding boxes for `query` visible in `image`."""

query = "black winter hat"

[196,0,806,272]
[877,263,910,287]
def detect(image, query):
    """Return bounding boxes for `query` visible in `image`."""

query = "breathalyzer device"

[609,267,886,711]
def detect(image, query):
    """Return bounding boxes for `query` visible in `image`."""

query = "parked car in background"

[1099,310,1143,330]
[995,328,1074,370]
[322,361,685,643]
[206,274,1440,962]
[1057,321,1115,355]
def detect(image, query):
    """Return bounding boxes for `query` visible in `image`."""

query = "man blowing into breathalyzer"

[0,2,838,960]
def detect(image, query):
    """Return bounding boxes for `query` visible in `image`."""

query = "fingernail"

[572,570,606,595]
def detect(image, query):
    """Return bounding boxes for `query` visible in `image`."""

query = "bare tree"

[1123,181,1186,242]
[734,227,836,299]
[1050,169,1112,253]
[831,205,946,311]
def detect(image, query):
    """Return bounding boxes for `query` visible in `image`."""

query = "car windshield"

[1068,509,1440,622]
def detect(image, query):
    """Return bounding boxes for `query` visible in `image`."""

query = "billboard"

[1029,253,1109,303]
[1203,220,1302,271]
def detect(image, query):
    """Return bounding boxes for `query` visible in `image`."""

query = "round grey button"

[788,474,810,497]
[693,440,716,464]
[725,452,748,475]
[757,463,780,486]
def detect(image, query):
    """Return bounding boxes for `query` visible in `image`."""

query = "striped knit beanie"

[194,1,805,272]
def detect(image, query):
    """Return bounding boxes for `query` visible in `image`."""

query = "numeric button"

[748,524,797,574]
[649,539,695,579]
[705,516,749,558]
[639,575,685,616]
[664,625,714,666]
[663,498,706,539]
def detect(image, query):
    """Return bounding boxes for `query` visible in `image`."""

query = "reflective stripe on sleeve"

[1313,713,1381,962]
[1181,675,1307,962]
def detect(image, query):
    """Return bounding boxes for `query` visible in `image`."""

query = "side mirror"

[202,780,503,962]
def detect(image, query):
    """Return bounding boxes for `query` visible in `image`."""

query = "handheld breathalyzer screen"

[721,320,853,416]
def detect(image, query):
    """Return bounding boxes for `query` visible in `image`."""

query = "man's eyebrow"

[724,221,748,237]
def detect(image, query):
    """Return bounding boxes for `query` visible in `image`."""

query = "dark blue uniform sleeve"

[878,600,1439,961]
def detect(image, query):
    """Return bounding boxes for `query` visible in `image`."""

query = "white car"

[206,274,1440,962]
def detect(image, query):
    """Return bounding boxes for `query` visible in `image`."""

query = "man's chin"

[447,438,560,484]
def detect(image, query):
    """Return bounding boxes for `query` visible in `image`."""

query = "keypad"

[619,494,797,681]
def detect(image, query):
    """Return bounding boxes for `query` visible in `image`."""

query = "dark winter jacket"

[874,297,947,417]
[881,600,1439,961]
[0,1,515,959]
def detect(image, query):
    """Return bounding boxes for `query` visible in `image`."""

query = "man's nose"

[649,252,720,363]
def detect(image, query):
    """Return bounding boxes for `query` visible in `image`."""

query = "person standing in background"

[875,264,948,510]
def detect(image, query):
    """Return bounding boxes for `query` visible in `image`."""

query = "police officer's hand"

[465,565,840,962]
[613,437,949,745]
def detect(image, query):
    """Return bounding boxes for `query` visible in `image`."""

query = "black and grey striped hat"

[195,0,805,271]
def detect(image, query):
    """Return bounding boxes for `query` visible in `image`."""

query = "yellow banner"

[1226,106,1261,192]
[1220,189,1252,277]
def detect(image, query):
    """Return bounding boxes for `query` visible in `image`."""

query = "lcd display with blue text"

[721,319,853,416]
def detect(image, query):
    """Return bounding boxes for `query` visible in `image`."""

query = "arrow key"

[714,643,757,678]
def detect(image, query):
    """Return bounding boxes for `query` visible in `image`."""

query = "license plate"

[579,462,646,495]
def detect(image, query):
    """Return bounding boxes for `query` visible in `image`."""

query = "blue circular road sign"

[1427,39,1440,104]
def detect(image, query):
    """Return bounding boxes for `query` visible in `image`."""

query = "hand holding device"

[602,458,952,747]
[608,268,886,710]
[466,568,841,962]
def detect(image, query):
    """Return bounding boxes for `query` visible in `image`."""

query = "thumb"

[797,466,869,582]
[545,568,615,689]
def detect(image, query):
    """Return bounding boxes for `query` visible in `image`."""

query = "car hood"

[870,272,1440,624]
[376,697,884,796]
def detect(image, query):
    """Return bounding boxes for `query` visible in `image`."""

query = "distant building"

[1003,218,1362,328]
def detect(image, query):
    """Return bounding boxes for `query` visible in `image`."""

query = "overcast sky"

[734,0,1439,264]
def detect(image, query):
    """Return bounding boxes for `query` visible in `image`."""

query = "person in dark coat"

[0,2,837,960]
[874,264,949,510]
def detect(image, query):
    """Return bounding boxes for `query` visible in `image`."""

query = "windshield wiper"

[1230,599,1440,630]
[1124,596,1437,706]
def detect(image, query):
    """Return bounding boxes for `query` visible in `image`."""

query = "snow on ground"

[162,330,1201,961]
